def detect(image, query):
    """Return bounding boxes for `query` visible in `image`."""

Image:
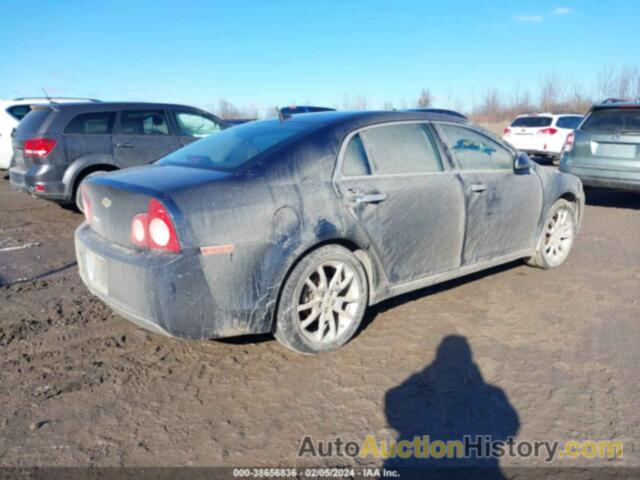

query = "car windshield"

[511,116,553,128]
[157,118,318,171]
[581,108,640,134]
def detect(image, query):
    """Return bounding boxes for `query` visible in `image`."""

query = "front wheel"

[526,199,577,269]
[274,245,368,354]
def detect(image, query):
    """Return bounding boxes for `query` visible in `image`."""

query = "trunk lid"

[82,165,232,249]
[507,116,554,149]
[571,106,640,172]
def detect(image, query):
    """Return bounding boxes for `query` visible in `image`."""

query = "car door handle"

[349,192,387,204]
[116,143,135,148]
[466,183,487,193]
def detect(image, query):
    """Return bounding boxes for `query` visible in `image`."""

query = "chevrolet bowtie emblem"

[101,197,112,208]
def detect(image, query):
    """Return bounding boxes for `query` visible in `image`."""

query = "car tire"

[526,199,577,269]
[73,170,106,213]
[274,245,369,354]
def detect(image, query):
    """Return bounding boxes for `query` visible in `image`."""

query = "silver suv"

[560,102,640,191]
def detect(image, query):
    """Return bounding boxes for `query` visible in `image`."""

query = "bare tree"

[415,88,433,108]
[342,93,368,110]
[215,99,242,119]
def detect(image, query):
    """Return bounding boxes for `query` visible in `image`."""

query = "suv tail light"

[503,127,511,135]
[23,138,56,158]
[563,132,575,153]
[130,198,181,252]
[539,128,558,135]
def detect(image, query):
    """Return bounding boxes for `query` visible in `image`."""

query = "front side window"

[359,123,443,174]
[64,112,116,135]
[7,105,32,121]
[342,134,371,176]
[439,124,513,171]
[174,111,221,138]
[120,110,170,135]
[556,116,582,129]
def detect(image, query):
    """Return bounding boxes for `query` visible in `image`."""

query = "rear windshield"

[581,108,640,134]
[157,118,318,171]
[16,109,52,134]
[510,116,553,128]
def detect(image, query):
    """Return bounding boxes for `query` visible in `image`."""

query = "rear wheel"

[526,199,576,269]
[274,245,368,354]
[73,170,111,212]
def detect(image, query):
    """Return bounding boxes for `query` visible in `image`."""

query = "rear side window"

[511,116,553,128]
[359,123,443,174]
[174,111,221,138]
[7,105,32,121]
[581,108,640,134]
[556,116,582,129]
[15,109,52,134]
[120,110,170,135]
[342,134,371,176]
[439,124,513,171]
[64,112,116,135]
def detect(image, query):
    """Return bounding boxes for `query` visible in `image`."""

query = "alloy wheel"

[296,261,362,344]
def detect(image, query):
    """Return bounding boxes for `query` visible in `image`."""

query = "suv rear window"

[15,109,52,134]
[64,112,116,135]
[510,116,553,128]
[581,108,640,134]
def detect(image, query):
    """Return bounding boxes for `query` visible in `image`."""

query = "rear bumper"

[523,149,561,159]
[9,164,70,201]
[560,159,640,192]
[75,223,271,339]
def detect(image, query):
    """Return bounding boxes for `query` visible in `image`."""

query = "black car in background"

[9,102,224,210]
[75,110,584,354]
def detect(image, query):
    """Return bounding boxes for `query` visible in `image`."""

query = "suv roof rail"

[12,96,101,102]
[600,97,634,104]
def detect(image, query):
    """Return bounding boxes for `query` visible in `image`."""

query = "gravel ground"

[0,173,638,474]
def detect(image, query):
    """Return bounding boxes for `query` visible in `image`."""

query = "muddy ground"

[0,172,639,472]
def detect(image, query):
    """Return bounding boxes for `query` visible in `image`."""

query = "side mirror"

[514,152,534,173]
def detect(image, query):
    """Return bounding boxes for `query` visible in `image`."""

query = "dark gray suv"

[9,102,224,210]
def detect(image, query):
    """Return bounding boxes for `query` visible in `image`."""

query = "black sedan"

[75,111,584,354]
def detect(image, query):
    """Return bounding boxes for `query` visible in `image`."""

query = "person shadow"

[383,335,519,479]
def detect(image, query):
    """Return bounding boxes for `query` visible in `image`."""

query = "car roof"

[278,110,469,128]
[29,101,208,112]
[515,112,581,117]
[593,101,640,109]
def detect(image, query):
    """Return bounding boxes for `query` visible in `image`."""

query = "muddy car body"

[75,111,584,353]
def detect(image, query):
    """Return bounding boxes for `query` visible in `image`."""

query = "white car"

[503,113,583,163]
[0,97,99,169]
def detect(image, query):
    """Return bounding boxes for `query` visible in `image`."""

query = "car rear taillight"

[503,127,511,135]
[23,138,56,158]
[563,132,575,153]
[539,128,558,135]
[130,213,148,247]
[130,198,181,252]
[81,185,93,224]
